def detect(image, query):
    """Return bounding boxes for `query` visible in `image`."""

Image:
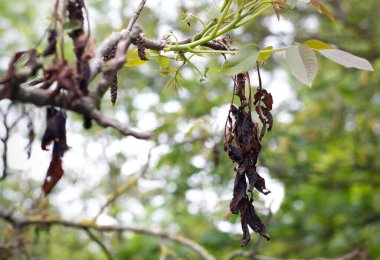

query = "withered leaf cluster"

[0,0,94,194]
[224,72,274,246]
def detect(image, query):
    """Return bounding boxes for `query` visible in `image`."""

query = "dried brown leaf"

[42,156,64,194]
[42,30,58,57]
[230,173,247,214]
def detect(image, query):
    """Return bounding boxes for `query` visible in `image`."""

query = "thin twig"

[127,0,147,32]
[0,104,26,180]
[84,228,113,260]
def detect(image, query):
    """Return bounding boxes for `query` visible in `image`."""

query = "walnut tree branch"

[0,206,216,260]
[6,86,152,140]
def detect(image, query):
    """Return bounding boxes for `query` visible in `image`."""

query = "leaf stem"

[235,2,272,27]
[190,14,207,29]
[185,47,288,55]
[181,54,204,77]
[211,0,233,38]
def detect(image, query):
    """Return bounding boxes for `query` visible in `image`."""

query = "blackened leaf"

[246,202,270,241]
[254,89,263,105]
[254,173,271,195]
[41,108,68,153]
[246,166,258,192]
[41,108,58,150]
[230,173,247,214]
[239,197,251,247]
[267,111,273,132]
[234,74,246,102]
[41,108,69,195]
[42,30,58,57]
[228,146,242,163]
[262,92,273,111]
[42,156,63,194]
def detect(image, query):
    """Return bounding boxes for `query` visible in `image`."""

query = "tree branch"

[4,86,152,140]
[0,206,215,260]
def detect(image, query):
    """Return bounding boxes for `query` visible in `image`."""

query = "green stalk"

[210,0,233,38]
[235,2,272,27]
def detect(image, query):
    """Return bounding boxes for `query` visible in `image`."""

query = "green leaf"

[221,43,259,76]
[303,39,334,50]
[318,49,374,71]
[286,44,318,86]
[257,46,273,61]
[124,50,151,67]
[159,55,170,69]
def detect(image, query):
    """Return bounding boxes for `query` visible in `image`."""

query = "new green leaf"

[303,39,333,50]
[286,44,318,86]
[257,46,273,61]
[319,49,374,71]
[124,50,151,67]
[221,43,259,76]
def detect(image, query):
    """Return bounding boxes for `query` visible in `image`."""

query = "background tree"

[0,0,378,259]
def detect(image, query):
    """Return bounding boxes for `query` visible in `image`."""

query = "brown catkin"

[136,36,148,61]
[110,74,118,106]
[103,46,118,105]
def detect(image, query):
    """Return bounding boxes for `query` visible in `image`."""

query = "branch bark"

[0,206,215,260]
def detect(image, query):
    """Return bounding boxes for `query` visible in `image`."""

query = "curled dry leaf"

[41,107,69,194]
[42,29,58,57]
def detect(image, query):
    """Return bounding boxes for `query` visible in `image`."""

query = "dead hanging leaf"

[41,108,69,195]
[42,29,58,57]
[239,198,251,247]
[230,173,247,214]
[235,74,246,102]
[263,92,273,111]
[227,146,242,163]
[41,108,68,152]
[239,197,270,246]
[226,71,273,246]
[244,199,270,241]
[254,173,271,195]
[43,156,64,194]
